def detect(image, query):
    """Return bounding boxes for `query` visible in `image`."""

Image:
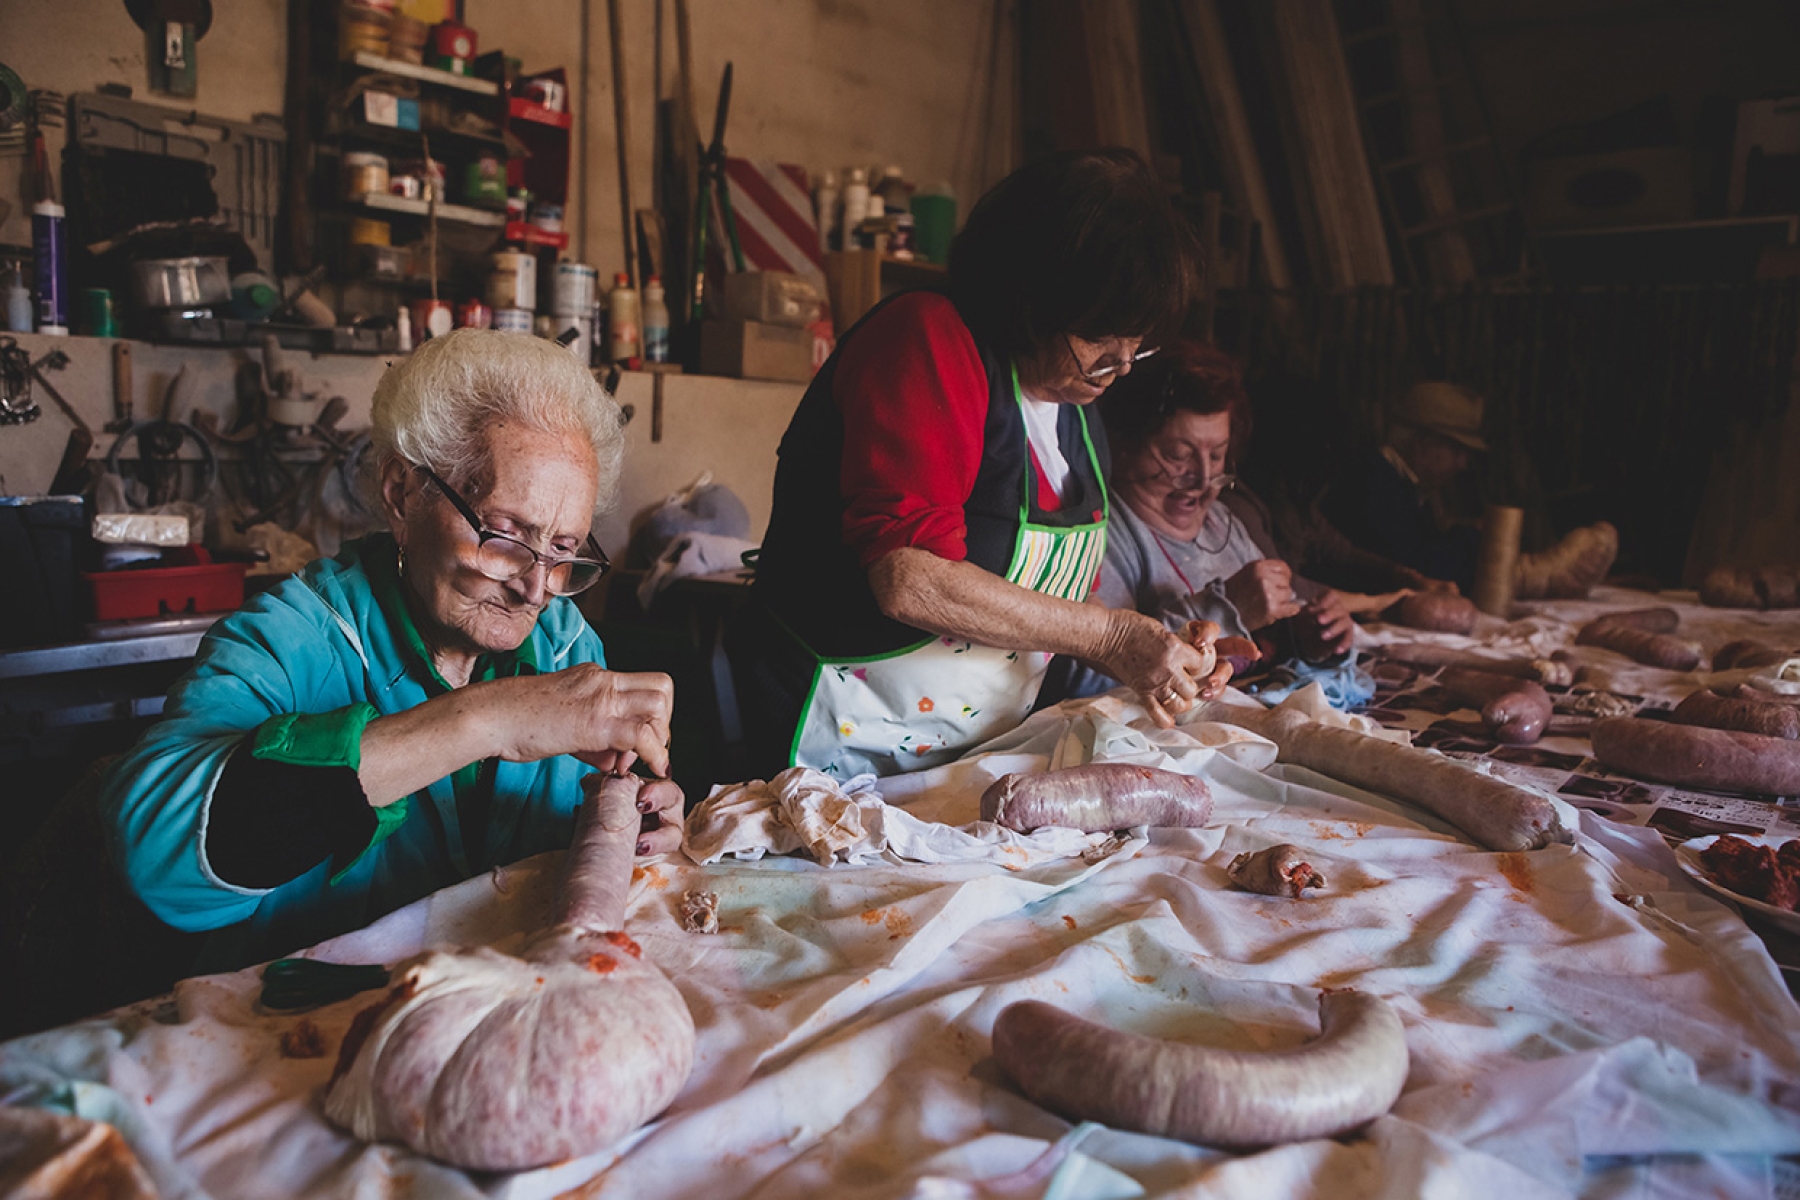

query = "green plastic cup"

[910,192,957,265]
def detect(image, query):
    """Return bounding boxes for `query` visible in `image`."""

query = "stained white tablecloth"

[4,593,1799,1199]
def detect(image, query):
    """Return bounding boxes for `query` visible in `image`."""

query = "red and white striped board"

[707,157,835,364]
[709,158,826,287]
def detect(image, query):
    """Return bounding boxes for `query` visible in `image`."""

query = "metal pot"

[129,256,231,311]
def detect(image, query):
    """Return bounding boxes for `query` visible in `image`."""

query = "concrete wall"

[0,0,1016,272]
[0,1,960,567]
[0,332,799,562]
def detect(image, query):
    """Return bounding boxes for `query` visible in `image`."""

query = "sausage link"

[1670,690,1800,740]
[1438,667,1552,744]
[981,763,1213,832]
[1591,716,1800,795]
[993,990,1409,1148]
[1575,619,1701,671]
[1391,593,1478,634]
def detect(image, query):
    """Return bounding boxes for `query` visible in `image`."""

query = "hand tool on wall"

[689,62,745,323]
[108,342,134,432]
[28,350,91,435]
[123,0,212,97]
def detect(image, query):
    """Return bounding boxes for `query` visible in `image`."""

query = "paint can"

[492,307,533,333]
[552,262,598,316]
[486,250,537,311]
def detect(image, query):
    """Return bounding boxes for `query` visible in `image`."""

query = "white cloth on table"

[3,671,1799,1198]
[683,766,1116,867]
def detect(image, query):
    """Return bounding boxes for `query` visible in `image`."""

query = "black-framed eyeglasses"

[1064,333,1158,382]
[416,465,611,596]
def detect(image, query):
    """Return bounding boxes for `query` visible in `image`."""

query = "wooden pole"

[1473,503,1523,617]
[607,0,636,287]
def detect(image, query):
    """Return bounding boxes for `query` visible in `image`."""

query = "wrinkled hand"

[585,774,684,857]
[495,664,674,777]
[1100,613,1230,727]
[1224,559,1304,631]
[1295,590,1355,660]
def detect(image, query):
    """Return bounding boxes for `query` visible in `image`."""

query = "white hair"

[369,329,625,515]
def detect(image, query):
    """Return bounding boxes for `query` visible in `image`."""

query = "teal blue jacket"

[99,535,606,969]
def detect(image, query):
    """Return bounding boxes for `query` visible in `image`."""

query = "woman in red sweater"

[733,150,1226,781]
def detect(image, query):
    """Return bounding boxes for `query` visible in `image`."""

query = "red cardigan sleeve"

[833,292,990,566]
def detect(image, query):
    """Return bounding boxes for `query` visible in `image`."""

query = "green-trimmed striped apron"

[792,371,1109,780]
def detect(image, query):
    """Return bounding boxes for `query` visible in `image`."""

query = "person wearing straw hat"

[1323,380,1487,590]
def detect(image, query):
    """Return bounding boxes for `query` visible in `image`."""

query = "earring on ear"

[396,546,406,577]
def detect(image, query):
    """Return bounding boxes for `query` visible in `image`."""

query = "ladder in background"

[1335,0,1536,286]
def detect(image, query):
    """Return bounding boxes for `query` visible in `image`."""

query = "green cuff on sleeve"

[252,704,380,770]
[328,796,413,886]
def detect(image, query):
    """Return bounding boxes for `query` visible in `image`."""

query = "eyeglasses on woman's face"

[1064,333,1158,382]
[417,465,611,596]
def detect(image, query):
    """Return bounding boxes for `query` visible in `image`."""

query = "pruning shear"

[259,958,390,1011]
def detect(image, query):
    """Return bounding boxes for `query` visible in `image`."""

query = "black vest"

[754,293,1110,660]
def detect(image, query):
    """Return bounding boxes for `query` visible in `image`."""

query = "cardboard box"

[721,271,820,328]
[700,320,814,383]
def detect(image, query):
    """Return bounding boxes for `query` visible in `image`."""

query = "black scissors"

[259,958,390,1011]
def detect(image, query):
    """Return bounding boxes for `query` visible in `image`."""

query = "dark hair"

[948,149,1203,362]
[1100,340,1250,461]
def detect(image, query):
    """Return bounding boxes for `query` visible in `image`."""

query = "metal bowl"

[129,256,231,311]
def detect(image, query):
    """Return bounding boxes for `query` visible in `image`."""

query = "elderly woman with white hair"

[101,330,679,970]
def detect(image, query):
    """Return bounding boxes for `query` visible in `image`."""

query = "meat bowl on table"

[3,588,1800,1197]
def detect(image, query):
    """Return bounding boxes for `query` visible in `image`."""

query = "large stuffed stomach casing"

[323,929,696,1170]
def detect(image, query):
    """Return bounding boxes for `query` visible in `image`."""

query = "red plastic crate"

[83,562,248,621]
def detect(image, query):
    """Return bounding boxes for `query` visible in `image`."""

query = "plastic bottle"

[395,304,414,352]
[642,275,670,363]
[2,261,31,333]
[607,272,641,365]
[31,200,68,335]
[814,168,839,253]
[877,165,909,214]
[841,167,870,249]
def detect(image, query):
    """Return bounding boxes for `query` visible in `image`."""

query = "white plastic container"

[841,167,870,237]
[607,272,640,363]
[814,169,839,253]
[552,262,598,316]
[642,275,669,362]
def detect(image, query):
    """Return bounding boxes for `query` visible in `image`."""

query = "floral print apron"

[792,370,1109,780]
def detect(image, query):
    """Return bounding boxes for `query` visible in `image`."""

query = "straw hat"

[1393,381,1488,452]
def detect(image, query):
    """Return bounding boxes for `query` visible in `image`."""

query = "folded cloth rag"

[637,532,757,609]
[1242,655,1378,710]
[683,767,1116,867]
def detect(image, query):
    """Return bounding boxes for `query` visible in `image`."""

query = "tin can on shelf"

[505,188,530,224]
[492,307,532,332]
[529,203,563,233]
[387,14,429,63]
[343,151,389,201]
[552,262,598,317]
[456,299,492,329]
[486,250,537,311]
[338,5,391,59]
[463,155,506,206]
[348,216,391,247]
